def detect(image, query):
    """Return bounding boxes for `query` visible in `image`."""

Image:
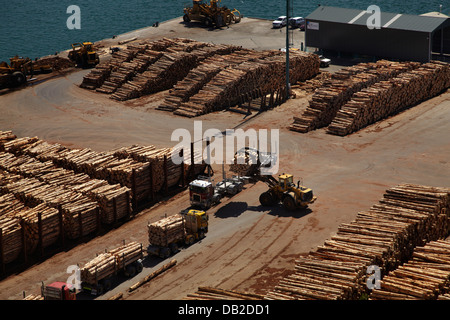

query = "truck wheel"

[282,196,296,211]
[125,265,136,278]
[96,284,104,296]
[12,72,26,87]
[103,278,112,292]
[169,243,179,254]
[135,260,143,273]
[259,191,275,206]
[159,247,171,259]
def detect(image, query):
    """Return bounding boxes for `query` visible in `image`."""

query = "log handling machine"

[0,56,52,90]
[188,147,317,211]
[183,0,242,28]
[68,42,100,68]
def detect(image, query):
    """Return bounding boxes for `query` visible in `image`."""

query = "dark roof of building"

[306,6,449,32]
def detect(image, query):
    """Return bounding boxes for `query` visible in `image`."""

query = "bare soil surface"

[0,18,449,300]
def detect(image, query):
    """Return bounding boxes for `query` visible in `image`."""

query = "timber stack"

[185,287,265,300]
[264,183,450,300]
[148,214,185,247]
[327,61,450,136]
[0,216,22,264]
[289,60,422,133]
[229,148,260,176]
[370,240,450,300]
[173,51,319,118]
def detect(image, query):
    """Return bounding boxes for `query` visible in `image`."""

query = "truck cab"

[189,178,220,209]
[41,282,76,300]
[182,209,209,239]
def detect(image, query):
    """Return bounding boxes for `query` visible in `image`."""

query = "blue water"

[0,0,448,63]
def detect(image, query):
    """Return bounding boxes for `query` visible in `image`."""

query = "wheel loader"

[0,56,52,90]
[68,42,99,68]
[183,0,241,28]
[258,173,316,211]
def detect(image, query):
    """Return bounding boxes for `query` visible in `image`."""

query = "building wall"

[305,20,431,62]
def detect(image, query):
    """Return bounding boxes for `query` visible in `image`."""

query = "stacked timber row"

[111,43,241,101]
[289,60,422,133]
[327,61,450,136]
[80,241,143,284]
[185,287,265,300]
[0,151,131,225]
[147,214,185,247]
[264,183,450,300]
[157,49,265,112]
[370,240,450,300]
[80,38,205,90]
[174,51,320,117]
[0,131,16,150]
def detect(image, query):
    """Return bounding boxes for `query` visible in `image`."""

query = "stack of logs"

[370,240,450,300]
[289,60,422,133]
[0,151,131,225]
[327,61,450,136]
[185,287,265,300]
[264,183,450,300]
[148,214,185,247]
[173,50,319,118]
[80,241,143,285]
[229,148,260,176]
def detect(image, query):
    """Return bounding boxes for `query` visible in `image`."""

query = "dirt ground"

[0,18,449,300]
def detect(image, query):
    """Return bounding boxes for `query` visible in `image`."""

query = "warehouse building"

[305,6,450,62]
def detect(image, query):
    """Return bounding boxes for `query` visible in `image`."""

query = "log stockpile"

[370,240,450,300]
[327,61,450,136]
[2,177,99,240]
[0,216,22,264]
[0,131,17,151]
[185,287,265,300]
[289,60,422,133]
[0,151,131,225]
[148,214,185,247]
[80,241,143,284]
[174,51,319,118]
[264,183,450,300]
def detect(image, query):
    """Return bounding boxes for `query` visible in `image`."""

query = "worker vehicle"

[183,0,241,28]
[147,209,209,259]
[81,245,144,296]
[68,42,100,68]
[272,16,287,28]
[0,56,51,90]
[318,55,331,67]
[41,281,77,300]
[258,173,316,211]
[289,17,305,30]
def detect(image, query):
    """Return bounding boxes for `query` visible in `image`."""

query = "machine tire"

[159,247,171,259]
[125,265,136,278]
[135,260,144,273]
[282,196,296,211]
[12,72,26,87]
[96,284,104,296]
[169,243,179,254]
[103,278,112,292]
[183,14,191,22]
[259,191,276,206]
[204,17,213,27]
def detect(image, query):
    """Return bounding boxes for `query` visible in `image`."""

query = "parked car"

[318,55,331,67]
[272,16,287,28]
[289,17,305,30]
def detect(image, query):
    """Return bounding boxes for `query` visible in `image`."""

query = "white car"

[319,55,331,67]
[272,16,287,28]
[289,17,305,29]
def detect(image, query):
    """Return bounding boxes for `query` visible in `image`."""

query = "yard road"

[0,17,448,300]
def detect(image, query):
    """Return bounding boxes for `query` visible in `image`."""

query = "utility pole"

[285,0,290,99]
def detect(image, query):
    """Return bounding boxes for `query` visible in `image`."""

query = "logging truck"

[81,243,144,296]
[41,282,77,300]
[147,209,208,259]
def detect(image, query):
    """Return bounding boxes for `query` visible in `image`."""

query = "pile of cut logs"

[370,240,450,300]
[80,241,143,285]
[327,61,450,136]
[264,183,450,300]
[0,216,22,264]
[289,60,422,133]
[148,214,185,247]
[185,287,265,300]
